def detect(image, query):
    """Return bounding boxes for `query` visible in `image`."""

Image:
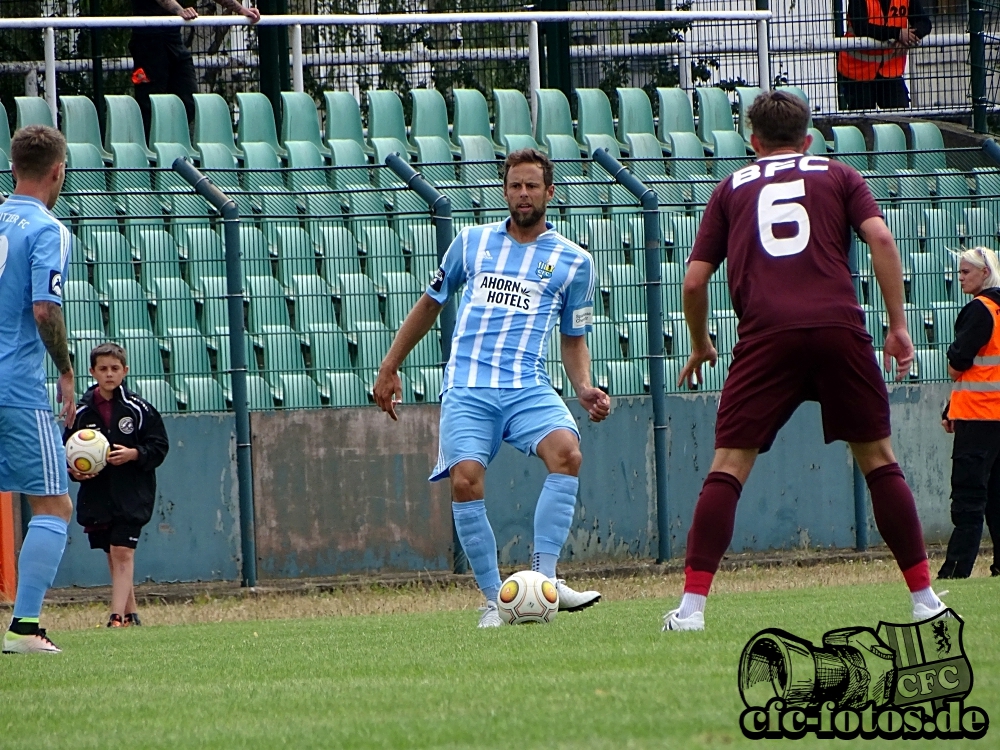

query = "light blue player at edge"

[374,148,612,628]
[0,126,76,654]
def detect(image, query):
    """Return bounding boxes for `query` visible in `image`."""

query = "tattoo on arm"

[216,0,246,12]
[35,303,72,374]
[154,0,185,13]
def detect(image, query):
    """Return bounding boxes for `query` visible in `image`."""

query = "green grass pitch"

[1,579,997,749]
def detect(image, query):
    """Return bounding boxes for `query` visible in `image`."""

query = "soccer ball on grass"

[496,570,559,624]
[65,429,110,474]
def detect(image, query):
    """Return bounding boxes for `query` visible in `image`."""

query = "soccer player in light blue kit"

[374,149,611,627]
[0,126,76,654]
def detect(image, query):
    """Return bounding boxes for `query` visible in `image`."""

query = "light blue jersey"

[427,220,595,391]
[0,195,73,410]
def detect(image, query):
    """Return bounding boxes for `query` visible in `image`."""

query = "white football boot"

[913,590,951,621]
[477,601,503,628]
[2,629,62,654]
[662,609,705,632]
[554,580,601,612]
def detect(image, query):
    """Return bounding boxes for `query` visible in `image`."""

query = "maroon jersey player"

[662,90,947,632]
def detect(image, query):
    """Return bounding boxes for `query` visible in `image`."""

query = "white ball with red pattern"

[496,570,559,624]
[66,429,110,474]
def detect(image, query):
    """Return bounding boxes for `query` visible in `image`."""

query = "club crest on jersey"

[49,270,62,297]
[535,261,554,280]
[118,416,135,435]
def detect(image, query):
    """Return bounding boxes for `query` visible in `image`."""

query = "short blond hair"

[956,246,1000,289]
[10,125,66,180]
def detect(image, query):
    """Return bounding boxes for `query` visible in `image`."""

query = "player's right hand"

[179,6,198,19]
[373,366,403,421]
[677,345,717,390]
[57,369,76,425]
[67,464,97,481]
[883,327,914,381]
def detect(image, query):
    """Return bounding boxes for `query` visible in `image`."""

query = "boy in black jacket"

[65,343,169,627]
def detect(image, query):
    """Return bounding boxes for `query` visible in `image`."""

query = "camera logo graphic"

[737,610,989,740]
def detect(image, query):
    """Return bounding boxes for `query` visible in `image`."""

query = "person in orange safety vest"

[837,0,932,111]
[940,247,1000,579]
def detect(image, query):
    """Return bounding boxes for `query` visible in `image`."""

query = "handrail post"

[756,0,771,90]
[171,157,257,588]
[971,0,986,134]
[44,26,57,124]
[529,20,541,131]
[292,23,304,93]
[592,147,671,561]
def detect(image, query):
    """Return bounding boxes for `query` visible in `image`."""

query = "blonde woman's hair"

[956,246,1000,290]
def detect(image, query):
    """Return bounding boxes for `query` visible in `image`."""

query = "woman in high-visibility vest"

[940,246,1000,579]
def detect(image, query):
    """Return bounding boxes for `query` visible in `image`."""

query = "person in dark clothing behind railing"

[939,247,1000,579]
[838,0,932,111]
[130,0,261,137]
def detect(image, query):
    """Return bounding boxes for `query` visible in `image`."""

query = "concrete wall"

[49,382,957,587]
[53,414,240,588]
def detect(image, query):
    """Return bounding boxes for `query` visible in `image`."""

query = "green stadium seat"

[307,324,352,373]
[492,90,534,155]
[410,89,453,153]
[860,170,892,201]
[931,302,961,347]
[236,92,286,159]
[586,218,625,275]
[807,128,829,155]
[909,122,947,172]
[775,85,813,127]
[665,317,696,358]
[213,330,260,394]
[913,347,948,381]
[414,135,458,184]
[735,86,760,145]
[405,331,441,370]
[0,104,10,160]
[535,89,575,153]
[337,272,382,329]
[111,145,165,222]
[934,169,972,224]
[148,94,196,158]
[244,374,275,410]
[412,365,444,402]
[319,226,362,287]
[183,226,225,291]
[15,96,53,129]
[60,95,112,163]
[260,329,306,385]
[196,142,240,190]
[65,142,109,193]
[560,182,604,220]
[89,230,136,294]
[382,271,422,329]
[832,126,868,171]
[240,225,274,278]
[607,264,645,321]
[104,95,154,162]
[275,226,320,292]
[152,277,199,337]
[475,182,509,223]
[134,228,183,290]
[322,372,370,407]
[197,276,233,341]
[923,208,961,262]
[239,142,284,191]
[588,320,625,364]
[354,323,395,374]
[106,281,153,337]
[167,332,213,388]
[329,138,372,188]
[872,123,907,174]
[908,252,950,306]
[360,226,407,281]
[367,91,412,155]
[604,360,644,396]
[624,133,666,182]
[708,266,732,312]
[546,134,586,189]
[667,132,707,179]
[246,274,291,333]
[901,303,931,345]
[280,91,330,158]
[962,206,998,250]
[452,89,493,151]
[182,375,227,411]
[118,328,165,379]
[0,152,11,195]
[694,88,734,147]
[576,88,626,153]
[322,91,372,158]
[616,88,659,145]
[711,131,749,178]
[134,377,180,413]
[972,168,1000,198]
[669,215,699,258]
[371,136,413,186]
[285,140,330,191]
[656,88,696,145]
[293,274,337,334]
[404,223,438,284]
[895,168,932,212]
[883,207,921,255]
[712,311,739,354]
[458,135,500,185]
[343,189,390,235]
[64,280,105,335]
[258,192,302,248]
[192,93,240,159]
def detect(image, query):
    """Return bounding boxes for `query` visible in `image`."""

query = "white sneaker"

[662,609,705,632]
[2,629,62,654]
[913,590,951,621]
[554,579,601,612]
[477,601,503,628]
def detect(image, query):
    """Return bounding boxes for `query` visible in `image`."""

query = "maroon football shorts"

[714,326,892,452]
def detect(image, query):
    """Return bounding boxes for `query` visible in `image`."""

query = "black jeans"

[129,29,197,138]
[940,420,1000,578]
[838,72,911,111]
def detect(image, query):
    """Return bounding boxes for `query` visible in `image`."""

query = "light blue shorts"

[0,406,68,496]
[430,386,580,482]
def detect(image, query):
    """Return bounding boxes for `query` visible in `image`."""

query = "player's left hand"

[373,366,403,421]
[883,327,914,381]
[107,445,139,466]
[57,369,76,425]
[578,387,611,423]
[678,344,718,390]
[241,5,261,22]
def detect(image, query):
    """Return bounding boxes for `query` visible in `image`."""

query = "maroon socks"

[683,472,743,596]
[866,462,930,592]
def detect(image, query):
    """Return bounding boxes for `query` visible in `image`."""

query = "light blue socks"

[12,515,68,620]
[452,500,502,603]
[531,474,579,579]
